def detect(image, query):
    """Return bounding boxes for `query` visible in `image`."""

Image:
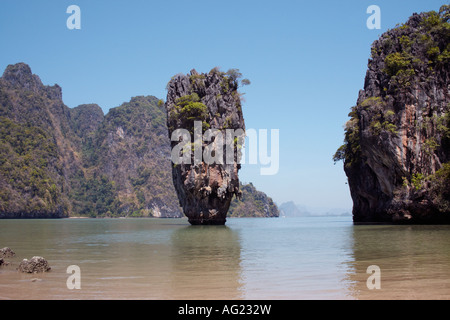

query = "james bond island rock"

[165,68,248,225]
[335,6,450,224]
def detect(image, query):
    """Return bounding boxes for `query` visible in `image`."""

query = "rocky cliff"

[0,63,182,218]
[0,63,78,217]
[228,183,279,218]
[88,96,182,217]
[335,6,450,223]
[165,68,247,225]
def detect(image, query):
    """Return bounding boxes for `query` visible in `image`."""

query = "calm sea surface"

[1,216,450,300]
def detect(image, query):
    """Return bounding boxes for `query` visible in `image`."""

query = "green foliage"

[71,175,117,217]
[383,52,413,77]
[333,107,361,168]
[411,173,425,191]
[333,144,346,164]
[335,95,399,166]
[427,46,441,60]
[366,105,398,135]
[189,74,206,88]
[437,48,450,64]
[0,116,66,215]
[170,94,209,134]
[223,116,232,129]
[440,4,450,21]
[97,96,166,142]
[224,68,250,87]
[228,183,279,218]
[241,78,251,86]
[131,166,151,187]
[420,10,442,29]
[361,96,384,108]
[406,161,450,212]
[384,122,398,134]
[180,102,208,121]
[384,110,396,122]
[429,162,450,212]
[402,176,409,188]
[395,68,416,86]
[209,66,225,76]
[423,138,440,155]
[67,95,181,218]
[220,78,230,93]
[437,109,450,141]
[85,95,180,217]
[399,35,412,51]
[416,8,450,65]
[225,68,242,82]
[370,120,382,134]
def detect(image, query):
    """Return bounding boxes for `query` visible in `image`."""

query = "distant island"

[0,63,278,219]
[278,201,351,217]
[334,6,450,224]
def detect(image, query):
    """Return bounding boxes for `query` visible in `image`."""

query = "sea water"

[0,217,449,300]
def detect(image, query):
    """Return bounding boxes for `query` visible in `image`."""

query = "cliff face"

[335,7,450,223]
[228,183,279,218]
[90,96,182,217]
[0,63,182,218]
[0,63,79,217]
[165,68,246,225]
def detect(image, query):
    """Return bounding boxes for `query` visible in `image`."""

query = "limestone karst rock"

[165,68,246,225]
[0,63,182,218]
[335,6,450,223]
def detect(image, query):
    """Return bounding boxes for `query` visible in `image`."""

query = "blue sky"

[0,0,446,212]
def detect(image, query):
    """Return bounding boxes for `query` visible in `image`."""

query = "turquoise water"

[0,217,449,299]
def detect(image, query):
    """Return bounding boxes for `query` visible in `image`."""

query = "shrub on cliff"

[228,183,279,218]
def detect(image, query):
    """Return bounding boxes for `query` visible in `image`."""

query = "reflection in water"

[230,217,355,299]
[346,224,450,299]
[169,225,243,299]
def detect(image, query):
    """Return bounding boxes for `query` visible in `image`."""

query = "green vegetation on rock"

[0,117,67,217]
[228,183,279,218]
